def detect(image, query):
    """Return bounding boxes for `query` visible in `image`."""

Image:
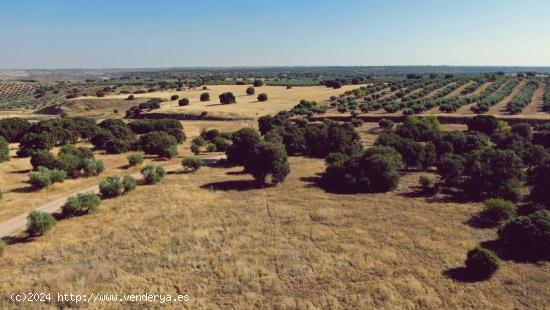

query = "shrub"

[127,153,144,166]
[219,92,236,104]
[498,209,550,260]
[141,165,166,184]
[170,95,179,101]
[104,139,131,154]
[26,210,56,236]
[29,167,66,189]
[127,95,134,100]
[191,144,201,155]
[62,192,101,217]
[30,150,57,170]
[257,93,268,102]
[378,118,394,129]
[418,176,437,194]
[200,92,210,101]
[206,143,217,152]
[480,199,516,225]
[181,157,203,172]
[178,98,190,106]
[246,87,255,95]
[351,118,364,128]
[465,247,500,279]
[436,153,465,187]
[49,169,67,183]
[0,136,8,162]
[253,79,263,87]
[467,115,500,135]
[99,176,124,198]
[321,147,402,193]
[139,131,178,158]
[122,174,137,193]
[83,158,104,177]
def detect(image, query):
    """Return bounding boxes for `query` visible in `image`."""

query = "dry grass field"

[0,121,548,309]
[0,150,548,309]
[0,120,254,223]
[73,85,363,119]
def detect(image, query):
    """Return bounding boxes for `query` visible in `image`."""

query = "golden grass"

[0,121,254,223]
[0,122,547,308]
[1,155,548,308]
[72,85,363,119]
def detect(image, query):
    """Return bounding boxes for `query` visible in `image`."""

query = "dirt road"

[0,156,224,238]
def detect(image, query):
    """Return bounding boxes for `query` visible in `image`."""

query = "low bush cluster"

[141,165,166,184]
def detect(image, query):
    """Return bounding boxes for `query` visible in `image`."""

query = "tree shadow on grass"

[11,168,31,174]
[478,239,546,264]
[2,235,32,245]
[200,180,266,191]
[10,184,36,193]
[226,170,248,176]
[442,267,490,283]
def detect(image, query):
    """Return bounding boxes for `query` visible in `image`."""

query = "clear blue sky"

[1,0,549,68]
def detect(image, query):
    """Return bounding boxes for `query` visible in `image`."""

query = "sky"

[0,0,549,69]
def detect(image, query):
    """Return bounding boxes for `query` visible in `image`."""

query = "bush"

[253,79,263,87]
[99,175,124,198]
[49,169,67,183]
[436,153,465,187]
[351,118,364,128]
[200,92,210,101]
[257,93,268,102]
[465,247,500,279]
[467,115,500,135]
[418,176,437,195]
[178,98,190,106]
[498,209,550,260]
[29,167,66,189]
[0,136,8,162]
[83,158,104,177]
[378,118,394,129]
[246,87,255,95]
[62,192,101,217]
[127,153,144,166]
[181,157,203,172]
[191,144,201,155]
[139,131,178,158]
[321,147,402,193]
[170,95,179,101]
[127,95,134,100]
[480,199,516,225]
[141,165,166,184]
[122,174,137,193]
[206,143,217,152]
[219,92,236,104]
[30,150,57,170]
[104,139,131,154]
[26,210,56,236]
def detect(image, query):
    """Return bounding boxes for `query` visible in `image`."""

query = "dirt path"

[522,82,546,115]
[488,80,527,115]
[0,155,225,238]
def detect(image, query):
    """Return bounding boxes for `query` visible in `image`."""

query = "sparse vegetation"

[26,210,56,237]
